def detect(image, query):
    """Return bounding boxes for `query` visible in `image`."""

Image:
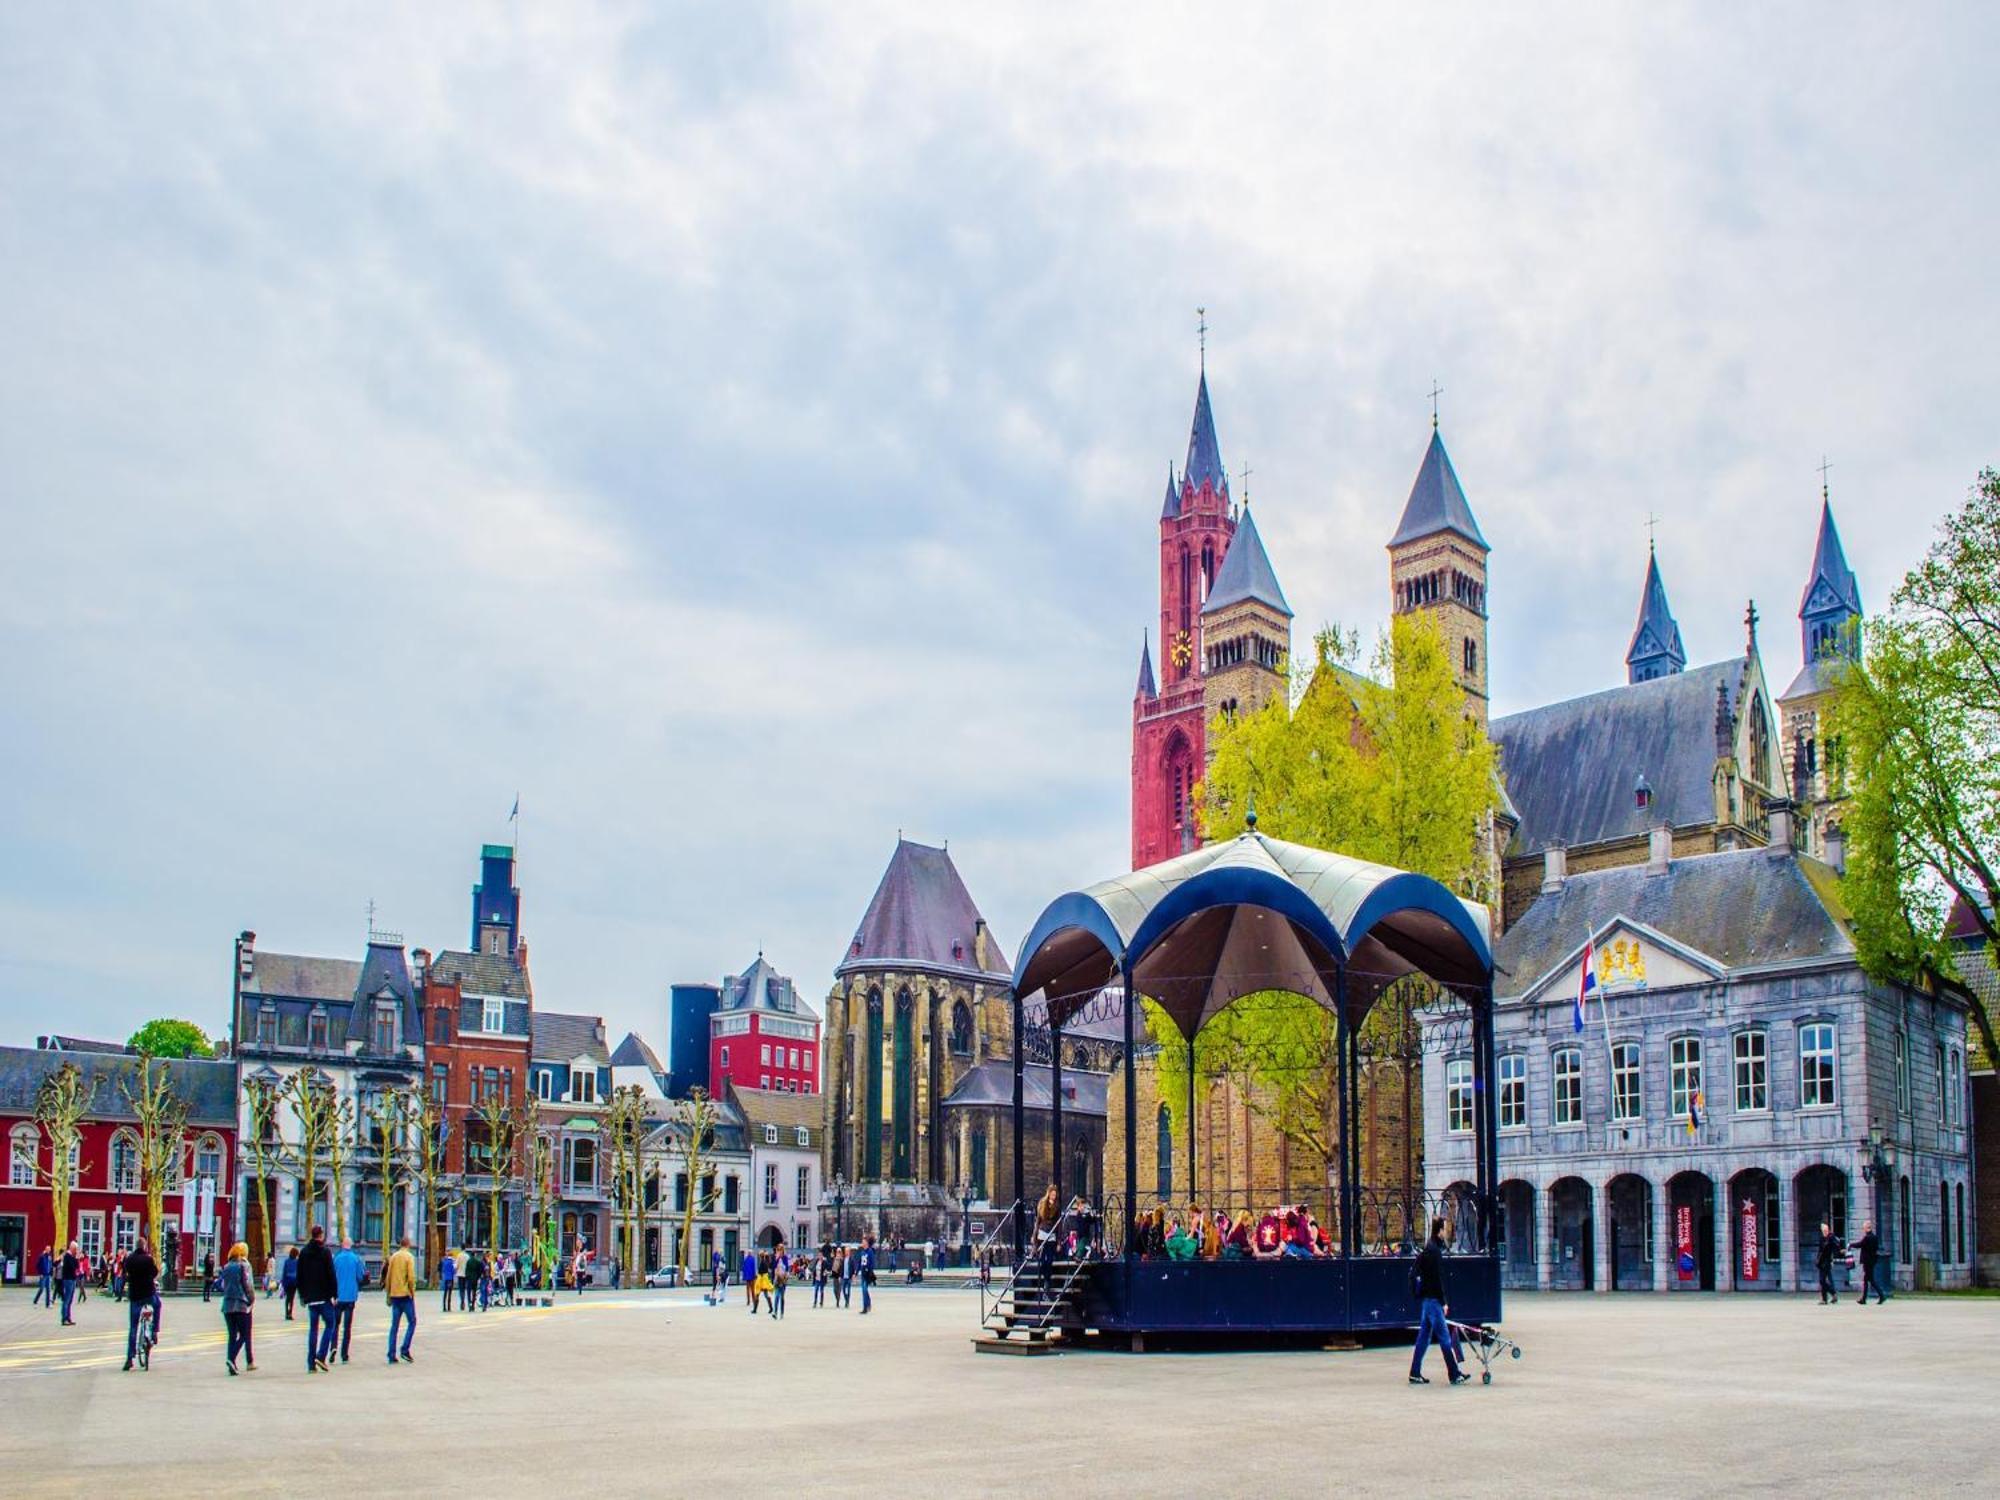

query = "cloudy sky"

[3,4,1994,1055]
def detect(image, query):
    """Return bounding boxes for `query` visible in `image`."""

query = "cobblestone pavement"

[3,1285,1996,1497]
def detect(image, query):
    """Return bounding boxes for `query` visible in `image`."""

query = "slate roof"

[941,1060,1110,1117]
[1495,846,1854,999]
[610,1032,664,1072]
[1159,464,1181,521]
[0,1045,238,1125]
[722,954,814,1016]
[1389,428,1486,549]
[1779,655,1850,703]
[246,951,362,1003]
[727,1084,824,1141]
[39,1036,132,1055]
[1492,658,1745,854]
[1135,634,1156,699]
[838,839,1012,981]
[1625,549,1686,678]
[429,950,532,1000]
[1203,507,1292,617]
[1801,499,1862,618]
[531,1011,609,1066]
[1182,372,1227,497]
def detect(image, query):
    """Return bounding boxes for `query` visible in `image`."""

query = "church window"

[971,1129,988,1200]
[1179,548,1192,634]
[1201,542,1214,603]
[950,1001,973,1057]
[1749,709,1771,789]
[891,991,914,1180]
[1463,638,1478,676]
[1446,1059,1474,1133]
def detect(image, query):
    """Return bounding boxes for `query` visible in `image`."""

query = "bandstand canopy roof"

[1012,831,1491,1037]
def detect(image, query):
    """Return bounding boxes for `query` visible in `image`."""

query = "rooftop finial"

[1197,305,1207,371]
[1646,510,1659,555]
[1818,454,1833,503]
[1745,598,1760,654]
[1245,790,1258,832]
[1428,380,1444,431]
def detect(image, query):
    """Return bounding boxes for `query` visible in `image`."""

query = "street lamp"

[829,1172,847,1245]
[955,1178,974,1268]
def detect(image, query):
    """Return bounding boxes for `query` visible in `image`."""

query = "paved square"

[3,1284,1995,1497]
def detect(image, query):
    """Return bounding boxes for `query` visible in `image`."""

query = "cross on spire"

[1237,462,1252,506]
[1646,510,1660,553]
[1197,306,1207,370]
[1428,381,1444,430]
[1817,454,1833,501]
[1745,598,1760,653]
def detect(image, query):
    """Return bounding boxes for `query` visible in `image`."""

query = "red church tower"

[1131,364,1238,868]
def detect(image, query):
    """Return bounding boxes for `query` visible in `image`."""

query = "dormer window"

[256,1006,276,1049]
[569,1067,596,1104]
[795,1126,810,1147]
[764,1124,778,1145]
[482,997,504,1034]
[372,1003,397,1054]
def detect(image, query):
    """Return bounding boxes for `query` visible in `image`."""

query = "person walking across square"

[857,1233,877,1315]
[296,1226,337,1373]
[330,1237,364,1362]
[439,1249,457,1312]
[219,1241,256,1374]
[1816,1221,1840,1304]
[384,1236,417,1364]
[33,1245,53,1307]
[1408,1216,1467,1387]
[1853,1221,1885,1305]
[280,1245,299,1320]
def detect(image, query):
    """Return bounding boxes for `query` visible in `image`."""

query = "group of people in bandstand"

[1129,1201,1334,1260]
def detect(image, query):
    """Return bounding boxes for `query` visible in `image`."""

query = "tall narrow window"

[1934,1042,1947,1123]
[1957,1183,1967,1264]
[1734,1031,1768,1112]
[891,991,914,1180]
[1552,1048,1582,1126]
[971,1128,988,1200]
[1895,1031,1909,1114]
[1610,1042,1642,1121]
[1154,1105,1172,1199]
[373,1003,397,1054]
[1446,1059,1474,1134]
[864,993,884,1179]
[1497,1053,1525,1130]
[1669,1036,1703,1120]
[1799,1023,1837,1109]
[308,1010,328,1051]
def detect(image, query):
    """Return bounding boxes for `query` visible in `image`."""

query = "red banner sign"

[1675,1204,1695,1280]
[1740,1196,1760,1282]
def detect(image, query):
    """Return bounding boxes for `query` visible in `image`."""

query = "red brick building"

[1,1044,236,1285]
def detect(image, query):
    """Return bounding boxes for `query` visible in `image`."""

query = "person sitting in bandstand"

[1199,1209,1224,1260]
[1222,1211,1253,1260]
[1165,1211,1201,1261]
[1252,1210,1284,1258]
[1281,1207,1316,1258]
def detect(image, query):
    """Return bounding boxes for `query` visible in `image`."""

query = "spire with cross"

[1428,381,1444,430]
[1818,455,1833,502]
[1197,305,1207,371]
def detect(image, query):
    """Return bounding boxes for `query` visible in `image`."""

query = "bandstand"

[996,824,1499,1346]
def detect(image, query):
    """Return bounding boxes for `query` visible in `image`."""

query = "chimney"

[412,948,430,988]
[1541,844,1567,893]
[1767,798,1794,855]
[1824,822,1846,875]
[1647,822,1672,875]
[514,935,530,974]
[973,919,989,972]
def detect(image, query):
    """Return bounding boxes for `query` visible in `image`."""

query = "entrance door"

[1698,1214,1716,1291]
[0,1213,25,1283]
[1581,1213,1595,1291]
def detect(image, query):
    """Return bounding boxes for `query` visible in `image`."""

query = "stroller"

[1445,1319,1524,1385]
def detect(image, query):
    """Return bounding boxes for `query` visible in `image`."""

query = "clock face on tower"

[1171,629,1193,670]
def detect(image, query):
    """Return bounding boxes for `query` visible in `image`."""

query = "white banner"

[180,1179,197,1231]
[198,1176,216,1236]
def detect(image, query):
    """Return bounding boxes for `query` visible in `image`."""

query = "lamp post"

[829,1173,847,1246]
[956,1178,974,1268]
[1859,1121,1891,1294]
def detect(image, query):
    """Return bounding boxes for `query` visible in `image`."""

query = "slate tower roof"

[1625,548,1688,684]
[1182,371,1227,498]
[1390,429,1487,550]
[1202,506,1292,617]
[1135,633,1156,699]
[1158,465,1181,521]
[1783,498,1864,700]
[838,838,1012,982]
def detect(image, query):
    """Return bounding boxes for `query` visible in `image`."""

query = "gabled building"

[729,1083,823,1252]
[643,1095,750,1277]
[230,928,423,1267]
[710,955,819,1097]
[529,1010,612,1271]
[611,1032,669,1100]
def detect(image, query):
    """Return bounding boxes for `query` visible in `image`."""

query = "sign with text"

[1675,1204,1696,1280]
[1740,1196,1760,1282]
[180,1179,197,1232]
[198,1176,216,1236]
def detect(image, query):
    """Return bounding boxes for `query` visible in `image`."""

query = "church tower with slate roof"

[1201,505,1292,764]
[1132,360,1244,867]
[1387,423,1491,725]
[1625,546,1688,684]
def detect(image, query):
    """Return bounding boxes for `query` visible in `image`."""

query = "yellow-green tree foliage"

[1149,612,1502,1173]
[1829,468,2000,1063]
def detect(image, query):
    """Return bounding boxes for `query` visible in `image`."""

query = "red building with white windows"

[0,1043,236,1285]
[710,955,820,1097]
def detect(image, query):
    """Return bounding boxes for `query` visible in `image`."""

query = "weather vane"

[1428,381,1444,429]
[1646,511,1660,552]
[1818,455,1833,500]
[1197,306,1207,368]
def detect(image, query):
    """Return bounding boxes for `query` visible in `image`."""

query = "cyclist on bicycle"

[123,1237,162,1371]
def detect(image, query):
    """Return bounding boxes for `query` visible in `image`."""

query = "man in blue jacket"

[32,1246,53,1307]
[329,1237,365,1364]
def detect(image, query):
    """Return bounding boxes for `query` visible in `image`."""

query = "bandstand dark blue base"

[1073,1257,1501,1340]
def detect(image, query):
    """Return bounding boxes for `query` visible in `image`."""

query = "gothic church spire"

[1626,545,1687,684]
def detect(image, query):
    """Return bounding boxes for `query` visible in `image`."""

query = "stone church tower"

[1201,506,1293,767]
[1387,423,1490,727]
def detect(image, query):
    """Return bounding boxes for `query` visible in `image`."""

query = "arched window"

[1154,1104,1173,1199]
[1898,1175,1912,1263]
[8,1123,36,1187]
[110,1131,140,1193]
[1957,1183,1967,1264]
[950,1001,973,1057]
[863,991,884,1179]
[1179,547,1192,634]
[1940,1180,1951,1264]
[891,990,914,1180]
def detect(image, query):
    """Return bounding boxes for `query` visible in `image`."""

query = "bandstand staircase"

[973,1257,1087,1356]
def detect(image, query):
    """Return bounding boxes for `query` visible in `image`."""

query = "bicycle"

[135,1303,156,1371]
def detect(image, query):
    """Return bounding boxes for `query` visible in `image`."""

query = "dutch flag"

[1574,937,1596,1033]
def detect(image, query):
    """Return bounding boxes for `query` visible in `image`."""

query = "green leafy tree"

[1151,611,1503,1184]
[127,1019,215,1059]
[1828,468,2000,1062]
